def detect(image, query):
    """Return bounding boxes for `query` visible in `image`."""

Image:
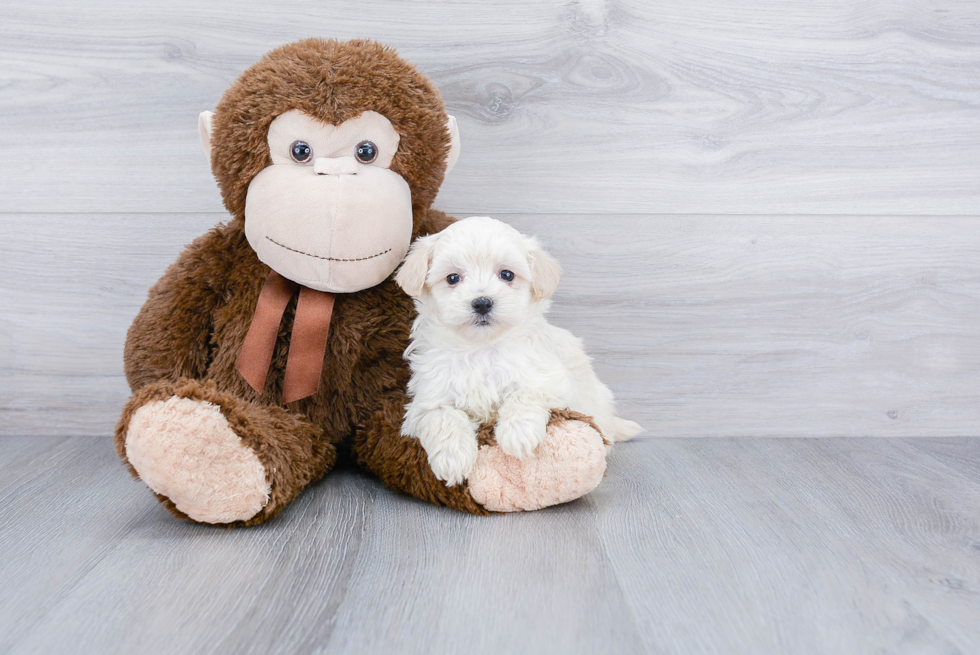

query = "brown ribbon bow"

[237,271,335,404]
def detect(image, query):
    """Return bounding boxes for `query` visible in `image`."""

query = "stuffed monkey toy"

[115,38,609,526]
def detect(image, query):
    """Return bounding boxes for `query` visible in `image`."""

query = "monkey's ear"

[198,110,215,165]
[526,237,562,300]
[396,233,440,297]
[444,115,461,176]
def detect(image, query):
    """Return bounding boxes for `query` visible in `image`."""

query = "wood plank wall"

[1,0,979,437]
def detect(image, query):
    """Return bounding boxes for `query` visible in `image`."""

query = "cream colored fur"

[125,396,270,524]
[198,108,460,171]
[201,108,461,294]
[467,418,607,512]
[397,216,642,486]
[267,110,401,168]
[197,110,461,175]
[246,110,412,293]
[245,162,413,292]
[199,110,214,160]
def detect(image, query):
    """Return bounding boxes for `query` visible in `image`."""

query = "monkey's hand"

[467,410,608,512]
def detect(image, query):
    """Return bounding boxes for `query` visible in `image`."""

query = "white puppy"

[395,216,642,486]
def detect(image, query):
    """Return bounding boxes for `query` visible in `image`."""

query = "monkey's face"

[244,109,413,293]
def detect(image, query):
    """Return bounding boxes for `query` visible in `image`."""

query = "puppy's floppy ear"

[396,233,439,297]
[526,237,562,300]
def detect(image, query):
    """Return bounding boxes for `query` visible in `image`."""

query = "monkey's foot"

[125,395,270,524]
[467,411,607,512]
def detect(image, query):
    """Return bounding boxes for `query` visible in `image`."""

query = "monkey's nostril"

[313,157,359,176]
[471,297,493,315]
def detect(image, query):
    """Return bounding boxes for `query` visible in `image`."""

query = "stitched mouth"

[265,236,391,262]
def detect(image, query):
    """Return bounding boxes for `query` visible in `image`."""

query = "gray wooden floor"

[1,435,977,654]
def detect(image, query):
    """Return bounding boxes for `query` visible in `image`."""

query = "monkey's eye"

[447,273,461,285]
[355,140,378,164]
[499,270,515,282]
[290,141,313,163]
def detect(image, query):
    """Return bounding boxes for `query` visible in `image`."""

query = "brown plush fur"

[117,39,604,525]
[116,39,489,523]
[116,377,333,526]
[210,39,453,222]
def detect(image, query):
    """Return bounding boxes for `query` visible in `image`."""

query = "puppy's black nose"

[471,297,493,315]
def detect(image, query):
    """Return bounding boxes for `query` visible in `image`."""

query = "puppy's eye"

[290,141,313,163]
[447,273,461,285]
[499,270,515,282]
[355,140,378,164]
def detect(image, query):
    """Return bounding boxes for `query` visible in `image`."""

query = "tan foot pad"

[126,396,270,524]
[467,419,607,512]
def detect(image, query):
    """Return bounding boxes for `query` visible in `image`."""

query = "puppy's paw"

[494,411,549,459]
[427,434,479,487]
[410,407,479,487]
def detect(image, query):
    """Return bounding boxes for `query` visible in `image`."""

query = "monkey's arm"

[353,386,490,514]
[347,272,489,513]
[124,228,229,391]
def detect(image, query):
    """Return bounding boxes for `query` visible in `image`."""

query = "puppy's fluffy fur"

[395,216,642,486]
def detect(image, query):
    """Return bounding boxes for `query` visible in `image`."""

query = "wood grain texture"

[1,0,979,214]
[589,437,980,654]
[1,435,977,654]
[3,212,980,438]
